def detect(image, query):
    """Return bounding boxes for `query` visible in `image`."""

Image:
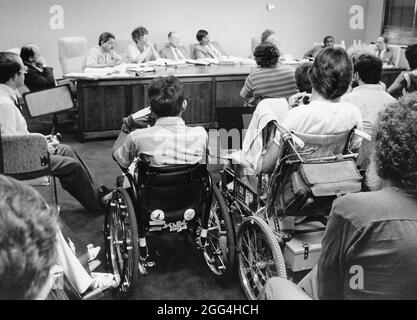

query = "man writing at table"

[159,32,189,61]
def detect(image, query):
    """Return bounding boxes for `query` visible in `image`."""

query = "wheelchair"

[103,156,236,298]
[219,122,365,300]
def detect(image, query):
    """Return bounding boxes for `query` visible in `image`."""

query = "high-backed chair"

[58,37,87,75]
[23,84,75,134]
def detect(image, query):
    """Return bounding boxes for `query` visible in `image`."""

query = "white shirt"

[114,117,207,168]
[206,44,222,58]
[342,84,395,134]
[274,99,363,149]
[85,46,122,67]
[170,46,185,60]
[0,84,29,135]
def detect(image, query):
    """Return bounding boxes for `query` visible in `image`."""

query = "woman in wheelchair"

[261,46,363,174]
[108,76,235,295]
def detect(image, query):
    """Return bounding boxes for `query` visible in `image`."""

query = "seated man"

[261,93,417,300]
[85,32,123,68]
[159,31,189,60]
[303,35,335,59]
[113,75,207,169]
[375,35,396,67]
[0,52,109,214]
[20,43,56,92]
[194,29,227,60]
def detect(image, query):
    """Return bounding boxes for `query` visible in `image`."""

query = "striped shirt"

[240,65,297,102]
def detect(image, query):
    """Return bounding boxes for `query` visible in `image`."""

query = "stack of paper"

[185,59,210,66]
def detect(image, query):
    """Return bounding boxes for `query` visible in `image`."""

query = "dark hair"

[168,31,175,38]
[98,32,115,46]
[405,44,417,70]
[295,62,313,93]
[0,52,21,83]
[196,30,208,42]
[309,47,353,100]
[353,54,383,84]
[131,26,149,43]
[0,175,58,300]
[261,29,275,43]
[148,76,185,117]
[373,93,417,195]
[323,36,334,45]
[20,44,37,64]
[254,42,280,68]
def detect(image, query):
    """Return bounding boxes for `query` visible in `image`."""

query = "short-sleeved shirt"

[114,117,207,168]
[342,84,395,134]
[0,84,29,135]
[240,65,298,102]
[85,46,122,67]
[274,99,363,149]
[318,187,417,300]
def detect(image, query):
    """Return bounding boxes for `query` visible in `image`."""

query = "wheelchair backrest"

[134,162,211,214]
[291,130,353,160]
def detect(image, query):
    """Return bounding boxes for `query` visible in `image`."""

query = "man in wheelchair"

[261,93,417,300]
[110,76,234,286]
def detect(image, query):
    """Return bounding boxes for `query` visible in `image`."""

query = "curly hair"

[309,47,353,100]
[254,42,280,68]
[373,93,417,195]
[405,44,417,70]
[0,175,58,299]
[131,26,148,43]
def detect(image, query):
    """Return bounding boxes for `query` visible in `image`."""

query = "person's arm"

[113,133,136,169]
[25,66,56,91]
[387,71,407,97]
[110,50,123,65]
[127,44,150,64]
[240,76,254,101]
[149,44,160,60]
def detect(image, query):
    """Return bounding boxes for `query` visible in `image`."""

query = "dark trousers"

[50,144,100,213]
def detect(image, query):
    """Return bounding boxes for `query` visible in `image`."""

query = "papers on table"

[187,57,256,66]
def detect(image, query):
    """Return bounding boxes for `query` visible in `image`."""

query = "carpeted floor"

[38,134,245,300]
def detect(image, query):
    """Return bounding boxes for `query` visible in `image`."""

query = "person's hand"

[36,56,47,67]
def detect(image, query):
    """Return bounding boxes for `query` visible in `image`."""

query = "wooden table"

[72,64,404,141]
[75,64,254,141]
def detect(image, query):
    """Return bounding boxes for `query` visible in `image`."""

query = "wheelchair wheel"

[201,184,236,282]
[104,188,139,298]
[237,215,287,300]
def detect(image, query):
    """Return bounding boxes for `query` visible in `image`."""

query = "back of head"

[196,29,208,42]
[261,29,275,43]
[98,32,115,46]
[295,62,313,93]
[254,42,280,68]
[0,175,57,300]
[20,43,38,64]
[148,76,185,117]
[373,93,417,195]
[309,47,353,100]
[405,44,417,70]
[354,53,383,84]
[0,52,21,84]
[131,26,148,42]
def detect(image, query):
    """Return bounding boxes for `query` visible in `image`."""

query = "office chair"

[58,37,87,75]
[23,84,76,135]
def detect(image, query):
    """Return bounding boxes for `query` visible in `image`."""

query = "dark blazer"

[159,44,189,60]
[24,63,56,92]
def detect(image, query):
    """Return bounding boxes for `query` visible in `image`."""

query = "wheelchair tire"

[201,184,236,282]
[237,215,287,300]
[104,188,139,299]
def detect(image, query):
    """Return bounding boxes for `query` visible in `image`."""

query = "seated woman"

[289,61,313,108]
[261,46,363,173]
[194,29,227,59]
[388,43,417,97]
[85,32,123,68]
[127,26,160,63]
[20,43,55,92]
[240,42,298,104]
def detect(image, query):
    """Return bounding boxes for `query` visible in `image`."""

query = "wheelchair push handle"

[274,122,305,149]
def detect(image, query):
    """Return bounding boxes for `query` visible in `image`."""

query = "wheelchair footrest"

[138,256,156,275]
